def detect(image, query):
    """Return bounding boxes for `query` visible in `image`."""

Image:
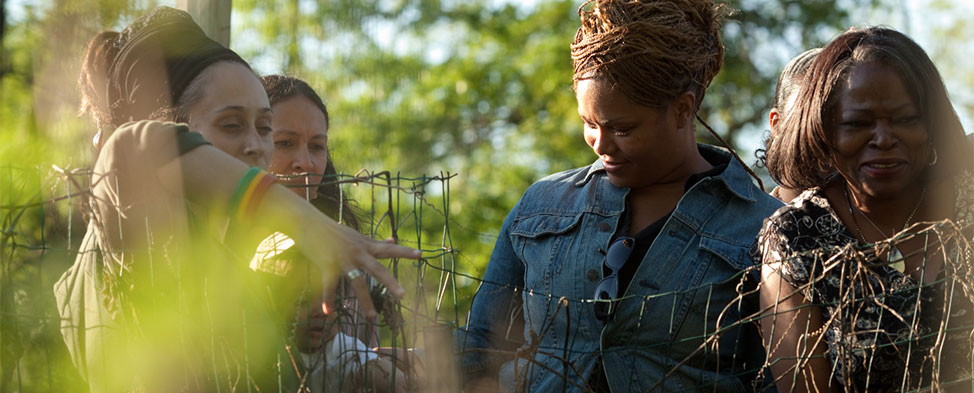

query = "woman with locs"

[55,7,417,392]
[758,27,974,392]
[455,0,783,392]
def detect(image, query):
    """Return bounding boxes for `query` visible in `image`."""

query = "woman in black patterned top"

[757,27,974,392]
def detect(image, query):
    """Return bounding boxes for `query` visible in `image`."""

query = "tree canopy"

[2,0,972,391]
[230,0,863,285]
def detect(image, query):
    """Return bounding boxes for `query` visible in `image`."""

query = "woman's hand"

[251,182,419,319]
[173,146,422,313]
[373,347,426,390]
[355,357,408,393]
[325,232,419,318]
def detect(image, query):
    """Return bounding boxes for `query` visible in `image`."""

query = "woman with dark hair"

[456,1,782,391]
[261,75,354,217]
[758,26,974,392]
[761,48,820,201]
[254,74,408,393]
[55,8,417,392]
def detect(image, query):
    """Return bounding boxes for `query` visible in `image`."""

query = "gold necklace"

[844,184,927,273]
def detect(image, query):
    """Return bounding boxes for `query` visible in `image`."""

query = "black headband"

[105,7,248,127]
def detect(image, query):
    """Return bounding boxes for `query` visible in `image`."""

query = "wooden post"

[176,0,232,47]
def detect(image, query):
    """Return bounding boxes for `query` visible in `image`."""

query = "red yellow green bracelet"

[228,167,278,222]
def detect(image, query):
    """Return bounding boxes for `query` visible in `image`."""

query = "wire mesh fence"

[755,216,974,393]
[1,166,467,392]
[1,164,973,392]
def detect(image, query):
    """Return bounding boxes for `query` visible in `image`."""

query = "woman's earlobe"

[675,91,696,129]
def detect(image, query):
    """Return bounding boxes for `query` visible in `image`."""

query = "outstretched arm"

[157,136,417,316]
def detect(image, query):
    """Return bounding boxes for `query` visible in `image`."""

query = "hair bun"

[571,0,727,109]
[94,6,249,129]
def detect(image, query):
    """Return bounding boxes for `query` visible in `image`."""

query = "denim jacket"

[456,144,783,392]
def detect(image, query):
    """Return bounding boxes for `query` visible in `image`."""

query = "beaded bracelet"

[228,167,278,222]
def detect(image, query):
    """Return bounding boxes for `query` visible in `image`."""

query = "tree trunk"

[176,0,231,47]
[285,0,300,71]
[1,0,7,82]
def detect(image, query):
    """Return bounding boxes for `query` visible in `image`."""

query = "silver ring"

[346,269,363,281]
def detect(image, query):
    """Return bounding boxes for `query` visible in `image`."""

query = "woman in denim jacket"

[455,0,782,392]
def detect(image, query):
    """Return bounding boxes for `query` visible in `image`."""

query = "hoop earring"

[92,130,103,150]
[817,159,833,175]
[927,147,938,166]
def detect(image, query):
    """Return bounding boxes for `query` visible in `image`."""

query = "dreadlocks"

[571,0,727,109]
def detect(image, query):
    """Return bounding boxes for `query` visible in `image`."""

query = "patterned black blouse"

[755,172,974,392]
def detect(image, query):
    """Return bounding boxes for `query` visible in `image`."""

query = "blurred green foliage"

[1,2,143,391]
[7,0,967,391]
[230,0,862,315]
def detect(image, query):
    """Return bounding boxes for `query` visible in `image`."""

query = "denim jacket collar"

[576,159,605,187]
[574,143,757,202]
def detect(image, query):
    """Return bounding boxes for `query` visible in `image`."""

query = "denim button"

[587,269,599,281]
[598,222,611,232]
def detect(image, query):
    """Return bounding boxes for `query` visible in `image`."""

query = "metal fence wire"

[1,165,972,392]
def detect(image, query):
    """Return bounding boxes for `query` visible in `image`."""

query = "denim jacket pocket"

[510,213,583,290]
[660,235,752,339]
[673,235,756,366]
[698,235,751,272]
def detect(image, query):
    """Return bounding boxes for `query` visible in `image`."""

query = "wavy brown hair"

[756,48,820,170]
[766,27,970,190]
